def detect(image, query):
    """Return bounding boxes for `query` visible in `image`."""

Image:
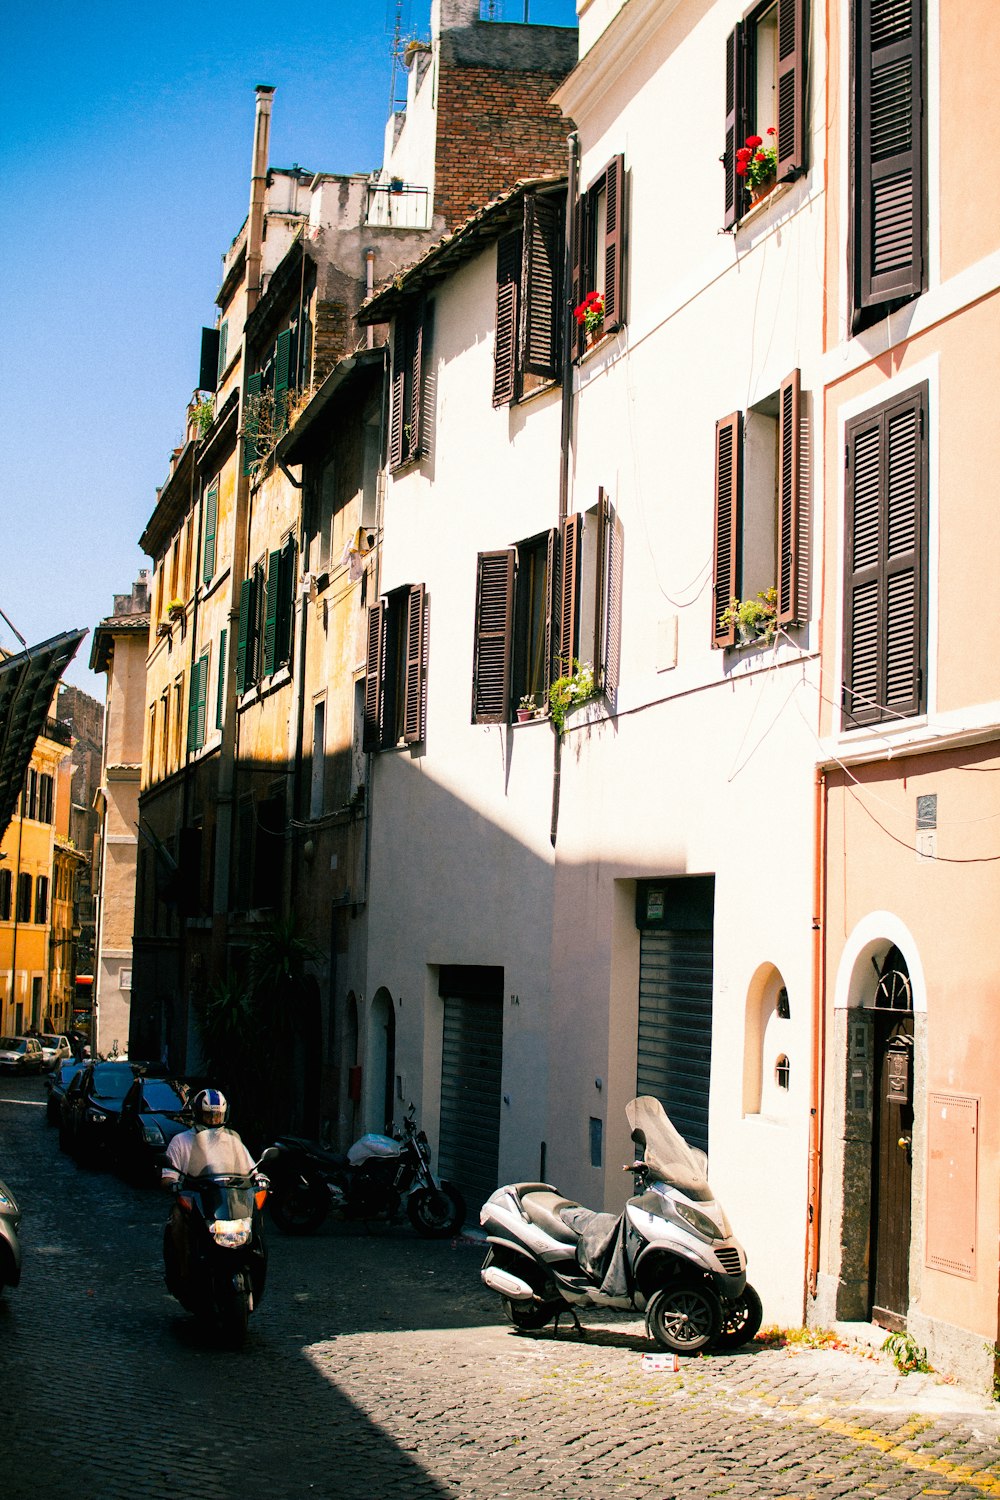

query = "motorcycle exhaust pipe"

[481,1266,537,1301]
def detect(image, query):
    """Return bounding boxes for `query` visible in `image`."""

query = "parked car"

[117,1075,192,1183]
[58,1060,139,1164]
[37,1034,72,1070]
[45,1058,86,1124]
[0,1036,44,1075]
[0,1176,22,1295]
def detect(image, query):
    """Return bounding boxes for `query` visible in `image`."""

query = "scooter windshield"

[182,1175,256,1220]
[625,1097,715,1203]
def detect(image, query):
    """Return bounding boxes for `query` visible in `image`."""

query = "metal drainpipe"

[805,765,828,1313]
[365,250,375,349]
[550,132,579,850]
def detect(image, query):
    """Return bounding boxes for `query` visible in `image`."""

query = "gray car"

[0,1036,44,1074]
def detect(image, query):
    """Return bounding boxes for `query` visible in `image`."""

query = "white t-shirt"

[163,1125,255,1184]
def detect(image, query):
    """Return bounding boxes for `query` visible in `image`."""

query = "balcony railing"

[365,181,430,230]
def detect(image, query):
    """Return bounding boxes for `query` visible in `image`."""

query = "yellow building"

[0,714,74,1034]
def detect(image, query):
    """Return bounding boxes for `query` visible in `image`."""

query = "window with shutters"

[236,537,295,697]
[557,491,625,714]
[390,302,432,469]
[37,773,53,824]
[243,318,305,475]
[842,382,928,729]
[472,533,556,724]
[712,370,807,647]
[34,875,49,925]
[17,873,32,923]
[850,0,925,330]
[0,868,10,921]
[187,648,210,754]
[724,0,807,229]
[363,584,427,751]
[202,480,219,584]
[572,157,627,358]
[492,188,565,407]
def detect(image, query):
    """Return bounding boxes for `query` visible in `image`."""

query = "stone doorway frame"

[814,912,928,1326]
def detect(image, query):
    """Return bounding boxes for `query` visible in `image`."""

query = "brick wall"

[435,64,573,232]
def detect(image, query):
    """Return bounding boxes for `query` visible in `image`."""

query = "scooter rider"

[162,1088,255,1185]
[162,1089,256,1290]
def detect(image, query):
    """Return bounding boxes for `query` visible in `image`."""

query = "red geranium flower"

[746,134,763,148]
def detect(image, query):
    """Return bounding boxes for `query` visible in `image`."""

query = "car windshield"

[92,1064,134,1099]
[40,1035,62,1047]
[142,1081,187,1113]
[0,1038,26,1052]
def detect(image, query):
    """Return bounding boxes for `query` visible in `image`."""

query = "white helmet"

[192,1088,228,1126]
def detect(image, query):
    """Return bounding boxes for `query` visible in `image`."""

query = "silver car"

[0,1036,44,1074]
[0,1177,22,1293]
[37,1033,72,1070]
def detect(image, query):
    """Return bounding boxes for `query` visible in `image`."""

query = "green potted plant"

[548,660,596,733]
[718,587,778,646]
[516,694,540,723]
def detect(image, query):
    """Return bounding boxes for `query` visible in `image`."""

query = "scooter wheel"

[218,1275,250,1349]
[646,1283,722,1355]
[716,1283,763,1349]
[407,1182,466,1239]
[269,1177,329,1235]
[504,1297,561,1331]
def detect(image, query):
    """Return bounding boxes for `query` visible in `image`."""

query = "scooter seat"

[514,1186,582,1246]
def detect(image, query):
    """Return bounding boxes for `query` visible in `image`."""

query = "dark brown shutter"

[724,23,745,229]
[403,584,426,744]
[472,549,515,724]
[493,230,521,407]
[712,412,743,647]
[522,193,563,378]
[776,0,807,180]
[571,191,587,359]
[363,601,385,751]
[410,309,424,458]
[543,528,557,701]
[603,501,624,714]
[602,155,626,332]
[389,323,405,468]
[843,383,926,728]
[777,369,802,626]
[855,0,924,308]
[558,513,580,675]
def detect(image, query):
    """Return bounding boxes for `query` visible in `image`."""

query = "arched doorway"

[869,945,914,1330]
[366,988,396,1134]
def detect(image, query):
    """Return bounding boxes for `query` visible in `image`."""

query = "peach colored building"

[812,0,1000,1393]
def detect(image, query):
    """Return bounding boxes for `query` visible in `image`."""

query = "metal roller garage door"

[438,968,504,1214]
[637,927,714,1154]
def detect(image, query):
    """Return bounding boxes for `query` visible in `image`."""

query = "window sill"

[735,180,793,231]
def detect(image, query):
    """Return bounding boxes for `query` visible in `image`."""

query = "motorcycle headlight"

[87,1109,108,1124]
[672,1200,728,1241]
[209,1218,252,1248]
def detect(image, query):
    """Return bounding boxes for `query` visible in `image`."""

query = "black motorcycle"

[163,1148,277,1346]
[267,1111,465,1239]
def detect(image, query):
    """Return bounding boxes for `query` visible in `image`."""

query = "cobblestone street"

[2,1076,998,1500]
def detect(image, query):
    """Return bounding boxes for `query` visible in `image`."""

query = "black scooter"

[163,1147,277,1346]
[266,1109,465,1239]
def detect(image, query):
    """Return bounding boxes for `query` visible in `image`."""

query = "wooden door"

[870,1009,914,1329]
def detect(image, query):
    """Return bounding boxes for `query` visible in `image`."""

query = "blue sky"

[0,0,576,696]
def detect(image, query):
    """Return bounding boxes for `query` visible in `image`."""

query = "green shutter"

[202,483,218,583]
[236,579,251,695]
[216,628,228,728]
[243,371,262,475]
[263,548,281,677]
[217,321,229,385]
[274,328,292,433]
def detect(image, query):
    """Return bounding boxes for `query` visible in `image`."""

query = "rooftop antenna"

[387,0,413,117]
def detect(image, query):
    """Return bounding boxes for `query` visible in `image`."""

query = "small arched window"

[775,1054,790,1090]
